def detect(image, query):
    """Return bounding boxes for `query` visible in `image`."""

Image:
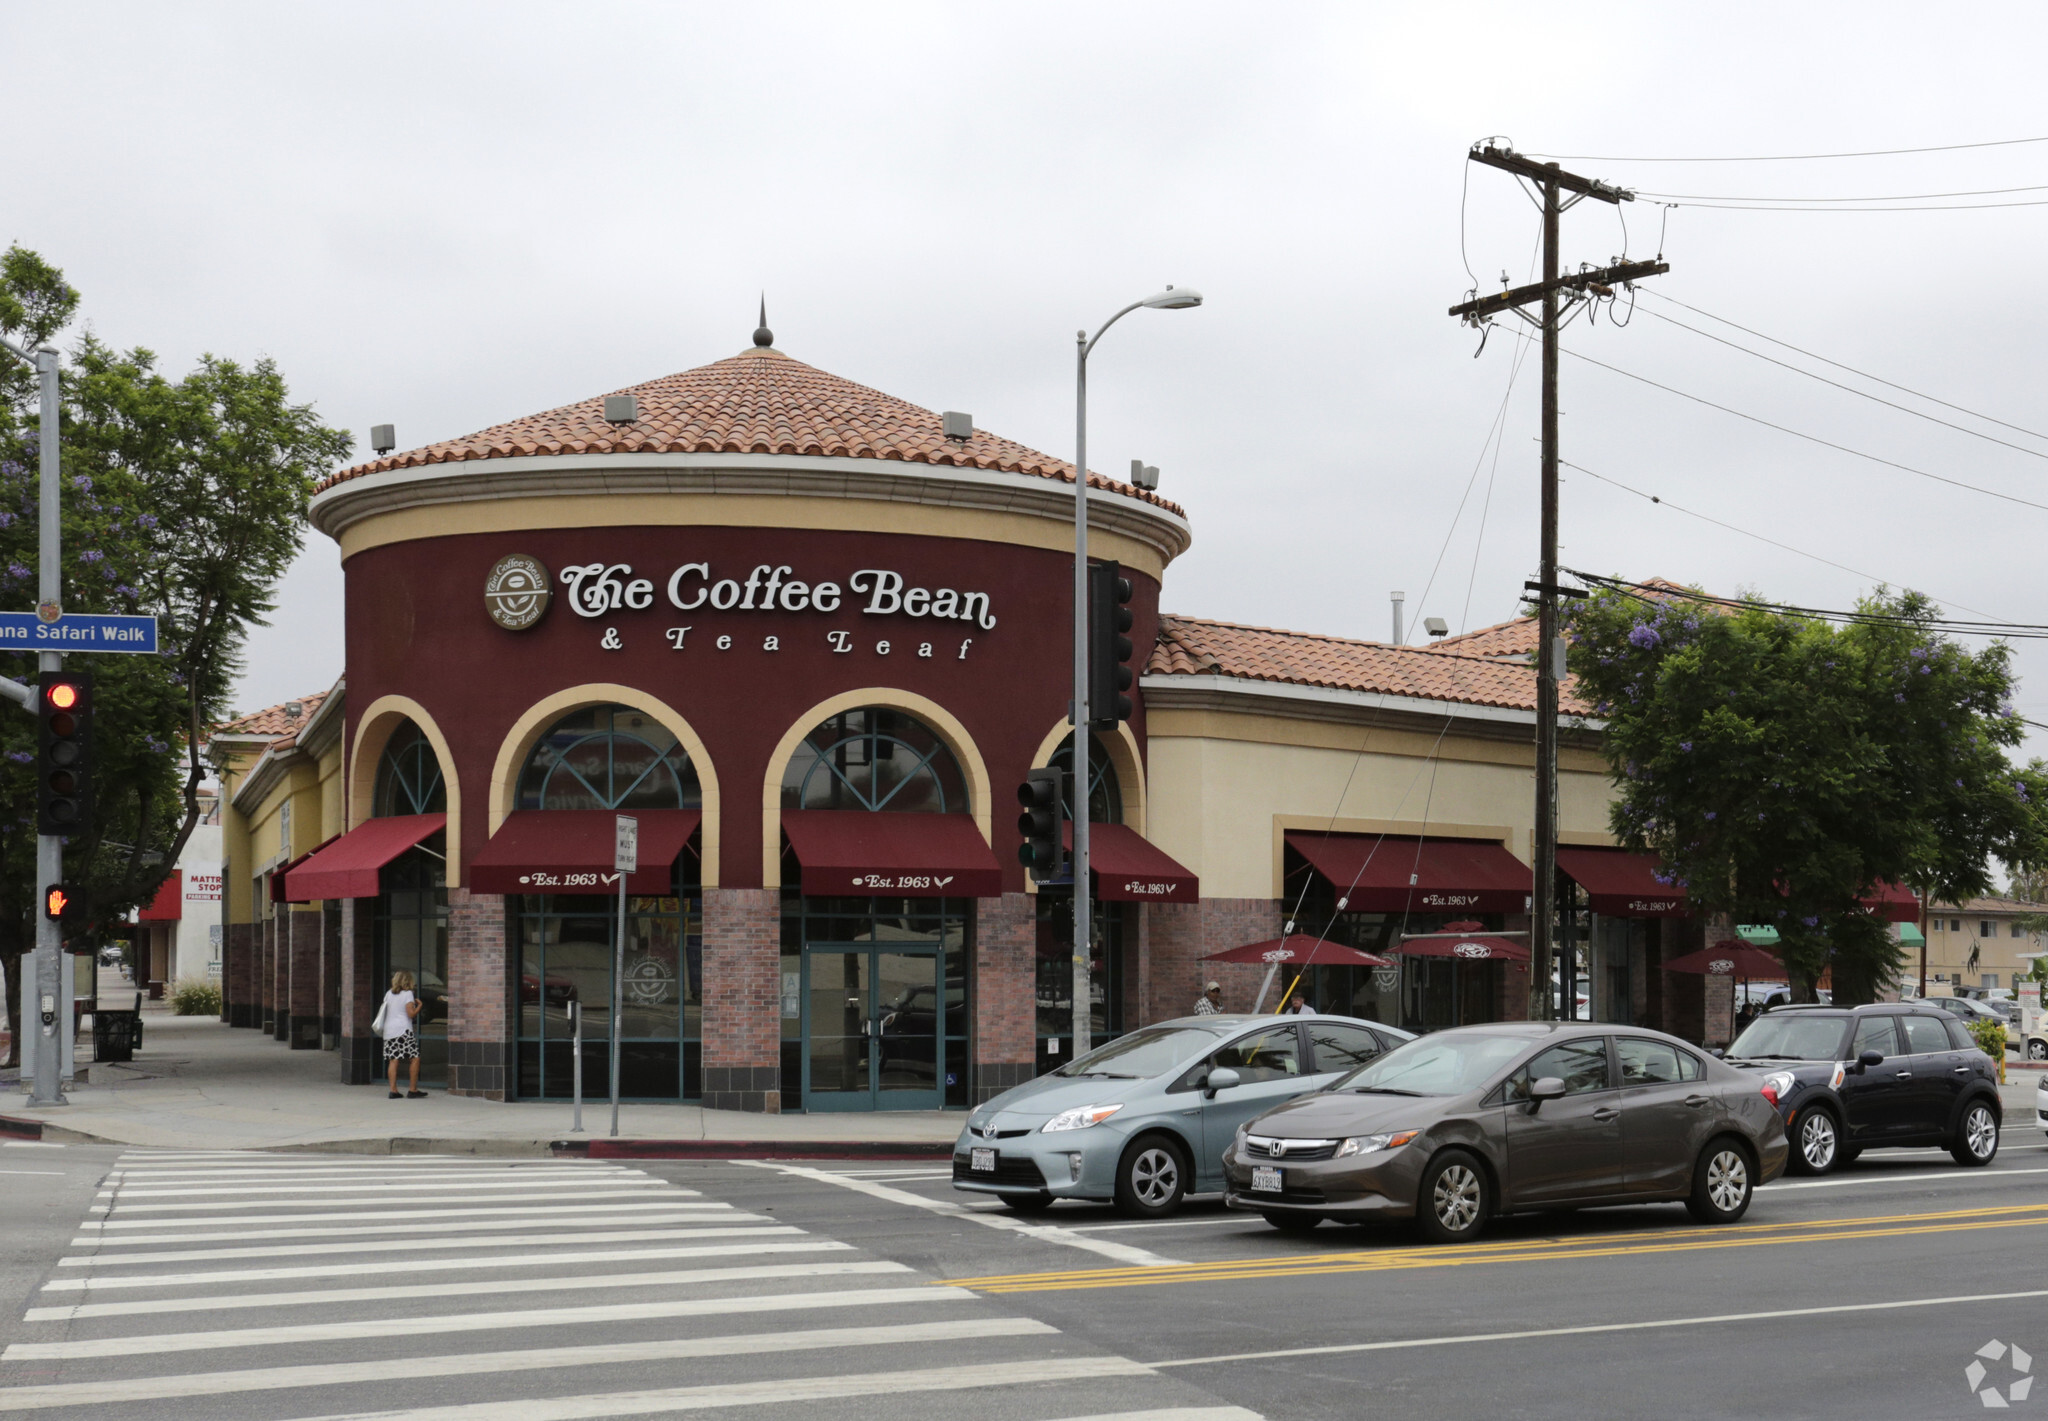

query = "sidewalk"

[2,1013,961,1157]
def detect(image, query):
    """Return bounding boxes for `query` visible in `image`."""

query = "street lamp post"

[1071,286,1200,1059]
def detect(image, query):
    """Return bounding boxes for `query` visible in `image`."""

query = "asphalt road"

[0,1121,2041,1420]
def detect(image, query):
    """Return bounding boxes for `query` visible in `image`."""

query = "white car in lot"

[2038,1072,2048,1137]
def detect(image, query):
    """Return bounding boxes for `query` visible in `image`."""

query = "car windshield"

[1332,1032,1532,1096]
[1052,1027,1216,1079]
[1727,1014,1848,1061]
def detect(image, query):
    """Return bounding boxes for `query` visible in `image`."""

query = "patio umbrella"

[1663,941,1787,1026]
[1396,933,1532,962]
[1203,934,1394,1013]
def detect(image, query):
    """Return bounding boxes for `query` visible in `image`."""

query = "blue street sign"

[0,612,159,654]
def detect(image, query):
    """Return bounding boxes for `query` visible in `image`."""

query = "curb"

[556,1139,955,1161]
[0,1114,44,1140]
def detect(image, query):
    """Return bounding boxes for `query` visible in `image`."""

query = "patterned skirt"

[382,1031,419,1061]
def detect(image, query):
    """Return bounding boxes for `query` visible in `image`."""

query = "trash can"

[93,1010,136,1063]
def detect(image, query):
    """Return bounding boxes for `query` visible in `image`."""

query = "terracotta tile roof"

[1147,615,1590,715]
[1427,616,1537,661]
[214,691,330,740]
[317,347,1183,516]
[1928,896,2048,915]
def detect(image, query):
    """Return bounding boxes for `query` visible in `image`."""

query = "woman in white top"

[378,971,426,1099]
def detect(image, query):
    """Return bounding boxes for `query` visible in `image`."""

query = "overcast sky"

[10,3,2048,761]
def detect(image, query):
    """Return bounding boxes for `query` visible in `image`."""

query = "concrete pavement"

[3,1013,960,1156]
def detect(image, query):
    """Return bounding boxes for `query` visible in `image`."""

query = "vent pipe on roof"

[1391,591,1406,646]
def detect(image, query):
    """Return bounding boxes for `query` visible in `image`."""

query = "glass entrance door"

[802,946,944,1111]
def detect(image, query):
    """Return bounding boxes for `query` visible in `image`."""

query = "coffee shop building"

[209,323,1725,1114]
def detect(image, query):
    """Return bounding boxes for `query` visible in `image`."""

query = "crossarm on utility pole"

[1449,259,1669,323]
[1468,146,1633,204]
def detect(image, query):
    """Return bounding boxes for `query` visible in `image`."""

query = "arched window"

[781,707,966,814]
[518,705,701,812]
[1048,732,1124,825]
[374,723,447,817]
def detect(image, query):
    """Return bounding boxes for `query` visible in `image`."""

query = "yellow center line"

[943,1202,2048,1294]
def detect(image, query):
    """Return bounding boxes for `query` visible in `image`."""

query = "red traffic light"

[45,681,79,711]
[43,884,73,921]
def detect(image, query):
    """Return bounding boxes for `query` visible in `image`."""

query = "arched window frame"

[782,708,966,814]
[1048,731,1124,826]
[518,706,701,812]
[374,723,447,818]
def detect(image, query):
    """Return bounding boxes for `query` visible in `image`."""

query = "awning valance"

[783,809,1002,899]
[1286,832,1530,914]
[137,872,181,922]
[1063,822,1199,903]
[284,816,443,902]
[1555,847,1689,918]
[470,810,697,896]
[1396,932,1531,962]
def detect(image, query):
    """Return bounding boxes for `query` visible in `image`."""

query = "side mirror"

[1708,1047,1726,1059]
[1527,1076,1567,1110]
[1857,1049,1884,1071]
[1204,1067,1241,1099]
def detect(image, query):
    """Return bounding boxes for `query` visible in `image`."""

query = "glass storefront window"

[1046,732,1124,827]
[377,839,450,1086]
[781,708,966,814]
[374,723,447,817]
[1034,890,1125,1073]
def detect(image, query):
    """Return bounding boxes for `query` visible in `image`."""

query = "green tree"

[1565,584,2048,1004]
[0,246,352,1060]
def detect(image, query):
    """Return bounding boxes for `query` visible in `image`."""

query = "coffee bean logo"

[485,554,552,631]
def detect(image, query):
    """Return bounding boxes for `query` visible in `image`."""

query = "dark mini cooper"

[1222,1022,1788,1242]
[1722,1003,2002,1175]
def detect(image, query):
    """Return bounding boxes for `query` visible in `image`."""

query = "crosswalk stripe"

[72,1212,751,1248]
[60,1225,806,1268]
[1,1285,976,1360]
[105,1179,672,1199]
[1039,1410,1260,1421]
[91,1190,680,1216]
[79,1200,722,1231]
[44,1239,844,1290]
[0,1318,1059,1413]
[277,1356,1158,1420]
[105,1168,637,1184]
[27,1260,909,1320]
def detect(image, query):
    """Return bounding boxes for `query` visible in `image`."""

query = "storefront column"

[320,902,342,1049]
[973,893,1035,1104]
[1143,898,1282,1022]
[702,888,779,1113]
[224,922,258,1028]
[288,908,323,1049]
[338,898,380,1085]
[260,912,277,1036]
[446,887,509,1100]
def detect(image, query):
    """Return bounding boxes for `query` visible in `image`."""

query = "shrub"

[169,978,222,1017]
[1968,1016,2007,1058]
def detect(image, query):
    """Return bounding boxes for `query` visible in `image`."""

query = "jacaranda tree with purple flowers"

[0,246,351,1058]
[1566,582,2048,1004]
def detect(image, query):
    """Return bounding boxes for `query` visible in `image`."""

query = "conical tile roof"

[319,346,1181,514]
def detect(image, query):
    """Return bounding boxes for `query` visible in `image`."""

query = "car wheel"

[1000,1192,1056,1214]
[1792,1107,1842,1176]
[1415,1149,1490,1244]
[2029,1038,2048,1062]
[1685,1140,1754,1224]
[1261,1211,1323,1234]
[1113,1136,1188,1218]
[1951,1102,2000,1167]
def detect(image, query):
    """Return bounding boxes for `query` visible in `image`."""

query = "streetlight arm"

[1081,301,1148,364]
[0,675,32,711]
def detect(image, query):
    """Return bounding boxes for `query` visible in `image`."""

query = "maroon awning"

[1203,934,1393,967]
[137,872,181,922]
[470,810,697,896]
[1063,822,1199,903]
[783,809,1002,898]
[1861,881,1919,923]
[1286,832,1530,914]
[284,817,442,901]
[1396,932,1531,962]
[1555,847,1689,918]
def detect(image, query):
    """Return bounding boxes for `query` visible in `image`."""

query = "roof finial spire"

[753,295,774,348]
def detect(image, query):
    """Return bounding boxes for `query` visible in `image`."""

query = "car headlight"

[1041,1104,1124,1133]
[1334,1129,1419,1158]
[1759,1071,1797,1108]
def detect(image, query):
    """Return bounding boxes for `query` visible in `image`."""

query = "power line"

[1559,345,2048,516]
[1634,306,2048,463]
[1638,182,2048,203]
[1564,569,2048,638]
[1641,291,2048,444]
[1561,457,2015,626]
[1649,196,2048,213]
[1526,136,2048,163]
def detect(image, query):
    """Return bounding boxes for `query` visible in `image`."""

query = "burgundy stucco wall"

[343,523,1161,888]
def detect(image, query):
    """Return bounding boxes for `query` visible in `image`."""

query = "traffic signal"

[43,883,79,923]
[1017,768,1068,883]
[1087,561,1136,727]
[36,671,93,835]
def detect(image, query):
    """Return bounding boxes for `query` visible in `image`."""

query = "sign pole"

[570,999,583,1133]
[30,347,64,1106]
[610,815,637,1139]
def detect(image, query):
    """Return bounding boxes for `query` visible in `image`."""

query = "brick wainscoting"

[338,898,380,1086]
[445,888,509,1100]
[702,888,779,1113]
[974,893,1035,1104]
[1145,897,1284,1021]
[287,908,324,1050]
[225,922,259,1028]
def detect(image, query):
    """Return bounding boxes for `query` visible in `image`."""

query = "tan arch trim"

[350,695,463,887]
[760,688,994,890]
[487,684,721,889]
[1023,720,1146,895]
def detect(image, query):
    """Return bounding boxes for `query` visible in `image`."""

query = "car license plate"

[971,1148,996,1173]
[1251,1166,1283,1193]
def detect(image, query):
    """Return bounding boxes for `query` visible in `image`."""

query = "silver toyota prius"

[952,1012,1414,1217]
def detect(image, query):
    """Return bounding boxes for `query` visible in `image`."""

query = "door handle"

[1895,1070,1913,1079]
[1592,1108,1620,1122]
[1952,1066,1970,1073]
[1685,1095,1710,1108]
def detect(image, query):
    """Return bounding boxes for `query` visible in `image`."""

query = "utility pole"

[1448,144,1669,1022]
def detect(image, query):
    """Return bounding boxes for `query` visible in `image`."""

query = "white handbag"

[370,999,388,1040]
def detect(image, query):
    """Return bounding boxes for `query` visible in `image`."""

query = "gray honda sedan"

[1221,1021,1789,1242]
[953,1013,1413,1217]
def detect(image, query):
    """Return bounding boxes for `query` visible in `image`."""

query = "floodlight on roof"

[369,424,395,455]
[603,395,639,424]
[1424,616,1450,638]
